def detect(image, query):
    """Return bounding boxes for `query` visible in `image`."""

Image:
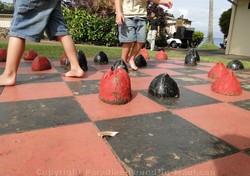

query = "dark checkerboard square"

[53,65,68,73]
[0,97,90,135]
[231,99,250,111]
[140,87,220,110]
[96,111,239,175]
[169,67,208,75]
[235,71,250,80]
[245,148,250,156]
[54,65,98,73]
[19,61,32,67]
[145,61,161,69]
[0,86,3,94]
[128,70,151,78]
[16,73,63,84]
[66,80,100,95]
[171,75,210,86]
[241,81,250,91]
[85,65,99,72]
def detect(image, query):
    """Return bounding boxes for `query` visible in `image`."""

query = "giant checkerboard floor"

[1,56,250,176]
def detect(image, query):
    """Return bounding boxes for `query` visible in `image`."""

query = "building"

[0,14,12,38]
[0,14,12,29]
[165,14,192,38]
[226,0,250,57]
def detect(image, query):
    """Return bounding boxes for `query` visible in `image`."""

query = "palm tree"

[206,0,214,44]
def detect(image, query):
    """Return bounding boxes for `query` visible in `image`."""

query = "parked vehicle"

[166,38,182,48]
[167,26,195,48]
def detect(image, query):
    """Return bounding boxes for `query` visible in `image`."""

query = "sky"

[162,0,232,38]
[0,0,12,2]
[1,0,232,38]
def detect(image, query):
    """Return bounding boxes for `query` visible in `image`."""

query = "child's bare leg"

[122,43,133,63]
[57,35,84,77]
[129,42,144,70]
[0,37,25,86]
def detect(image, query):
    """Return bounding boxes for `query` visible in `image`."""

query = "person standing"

[147,12,160,51]
[115,0,173,71]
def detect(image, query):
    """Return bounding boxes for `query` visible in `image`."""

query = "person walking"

[147,11,160,51]
[0,0,84,86]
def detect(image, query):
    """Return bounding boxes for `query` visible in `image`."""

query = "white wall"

[226,0,250,56]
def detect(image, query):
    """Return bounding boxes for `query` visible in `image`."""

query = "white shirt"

[122,0,147,17]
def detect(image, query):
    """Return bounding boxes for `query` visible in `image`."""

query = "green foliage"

[191,31,204,47]
[62,7,118,46]
[0,1,14,14]
[71,0,115,18]
[219,8,232,35]
[155,32,168,47]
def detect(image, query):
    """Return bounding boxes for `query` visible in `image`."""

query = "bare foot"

[0,74,16,86]
[129,59,138,71]
[125,54,130,63]
[63,68,84,78]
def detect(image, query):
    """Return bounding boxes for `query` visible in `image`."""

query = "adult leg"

[147,30,152,50]
[150,30,157,51]
[0,37,25,86]
[57,35,84,77]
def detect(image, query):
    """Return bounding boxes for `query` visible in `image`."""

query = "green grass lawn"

[198,42,220,50]
[1,41,250,69]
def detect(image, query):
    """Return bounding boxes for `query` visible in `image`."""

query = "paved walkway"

[0,54,250,176]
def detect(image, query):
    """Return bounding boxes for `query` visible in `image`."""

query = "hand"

[161,0,173,8]
[116,12,124,26]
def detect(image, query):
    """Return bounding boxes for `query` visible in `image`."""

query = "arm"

[157,25,160,36]
[150,0,173,8]
[114,0,124,26]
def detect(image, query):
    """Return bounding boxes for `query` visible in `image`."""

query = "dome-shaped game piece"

[227,60,244,70]
[64,50,88,71]
[135,54,147,68]
[77,50,88,71]
[211,71,242,96]
[184,48,200,66]
[94,51,109,64]
[99,68,132,105]
[23,50,38,61]
[140,48,149,60]
[208,62,229,80]
[60,52,67,65]
[64,57,71,71]
[32,56,51,71]
[111,59,128,72]
[155,50,168,60]
[0,48,7,62]
[148,73,180,98]
[192,48,200,62]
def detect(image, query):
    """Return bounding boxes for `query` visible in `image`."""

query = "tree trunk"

[207,0,214,44]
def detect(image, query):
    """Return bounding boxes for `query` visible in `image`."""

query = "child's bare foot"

[129,59,138,71]
[0,74,16,86]
[125,54,130,63]
[125,58,130,64]
[63,68,84,78]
